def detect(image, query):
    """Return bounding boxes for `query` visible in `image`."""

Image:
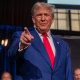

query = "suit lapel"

[29,29,62,70]
[51,35,61,72]
[30,29,52,69]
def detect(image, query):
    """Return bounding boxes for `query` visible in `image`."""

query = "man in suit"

[8,2,74,80]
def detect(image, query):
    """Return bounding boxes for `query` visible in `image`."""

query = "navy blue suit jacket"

[8,27,74,80]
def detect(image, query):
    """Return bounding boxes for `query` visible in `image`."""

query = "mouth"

[40,23,47,26]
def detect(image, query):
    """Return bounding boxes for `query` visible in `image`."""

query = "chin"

[40,27,47,30]
[36,26,49,33]
[40,28,49,33]
[40,26,47,29]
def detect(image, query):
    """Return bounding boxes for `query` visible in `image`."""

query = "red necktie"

[42,33,55,68]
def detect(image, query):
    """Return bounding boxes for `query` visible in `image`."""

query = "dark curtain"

[0,0,47,27]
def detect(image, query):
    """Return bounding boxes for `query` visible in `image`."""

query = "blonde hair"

[31,2,55,17]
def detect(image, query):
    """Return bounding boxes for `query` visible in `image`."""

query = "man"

[74,68,80,80]
[8,2,74,80]
[1,72,12,80]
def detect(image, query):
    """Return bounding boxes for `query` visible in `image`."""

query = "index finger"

[24,27,30,35]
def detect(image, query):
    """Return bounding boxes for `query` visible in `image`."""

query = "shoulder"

[12,31,23,38]
[12,27,35,38]
[52,34,69,47]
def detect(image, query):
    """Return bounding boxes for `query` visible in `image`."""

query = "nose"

[41,15,45,22]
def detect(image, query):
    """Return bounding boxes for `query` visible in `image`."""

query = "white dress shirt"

[35,29,56,56]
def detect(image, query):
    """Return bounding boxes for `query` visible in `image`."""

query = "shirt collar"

[35,28,51,38]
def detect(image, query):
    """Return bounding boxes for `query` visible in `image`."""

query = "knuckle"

[20,38,22,41]
[21,32,24,35]
[20,36,23,41]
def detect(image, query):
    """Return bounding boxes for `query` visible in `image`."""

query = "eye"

[44,13,50,16]
[36,14,42,17]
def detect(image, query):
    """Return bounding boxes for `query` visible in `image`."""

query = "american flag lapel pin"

[57,42,59,44]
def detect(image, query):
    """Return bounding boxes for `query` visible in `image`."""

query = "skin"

[20,7,54,49]
[74,69,80,80]
[32,8,54,33]
[1,72,12,80]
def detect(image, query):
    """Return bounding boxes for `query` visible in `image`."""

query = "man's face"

[1,73,12,80]
[74,69,80,80]
[32,8,54,33]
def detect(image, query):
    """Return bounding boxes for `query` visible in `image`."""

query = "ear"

[32,16,35,24]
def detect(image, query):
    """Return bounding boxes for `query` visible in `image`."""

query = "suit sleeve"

[8,32,21,57]
[66,43,74,80]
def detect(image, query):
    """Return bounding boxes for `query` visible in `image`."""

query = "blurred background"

[0,0,80,79]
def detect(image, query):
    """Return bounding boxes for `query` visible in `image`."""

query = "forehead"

[75,69,80,74]
[2,73,11,77]
[34,8,52,14]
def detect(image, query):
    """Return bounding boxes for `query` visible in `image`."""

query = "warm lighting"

[1,39,8,47]
[1,40,4,45]
[4,39,8,47]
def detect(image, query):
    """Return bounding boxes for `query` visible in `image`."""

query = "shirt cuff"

[18,42,28,52]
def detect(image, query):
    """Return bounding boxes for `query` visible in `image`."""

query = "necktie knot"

[42,33,47,37]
